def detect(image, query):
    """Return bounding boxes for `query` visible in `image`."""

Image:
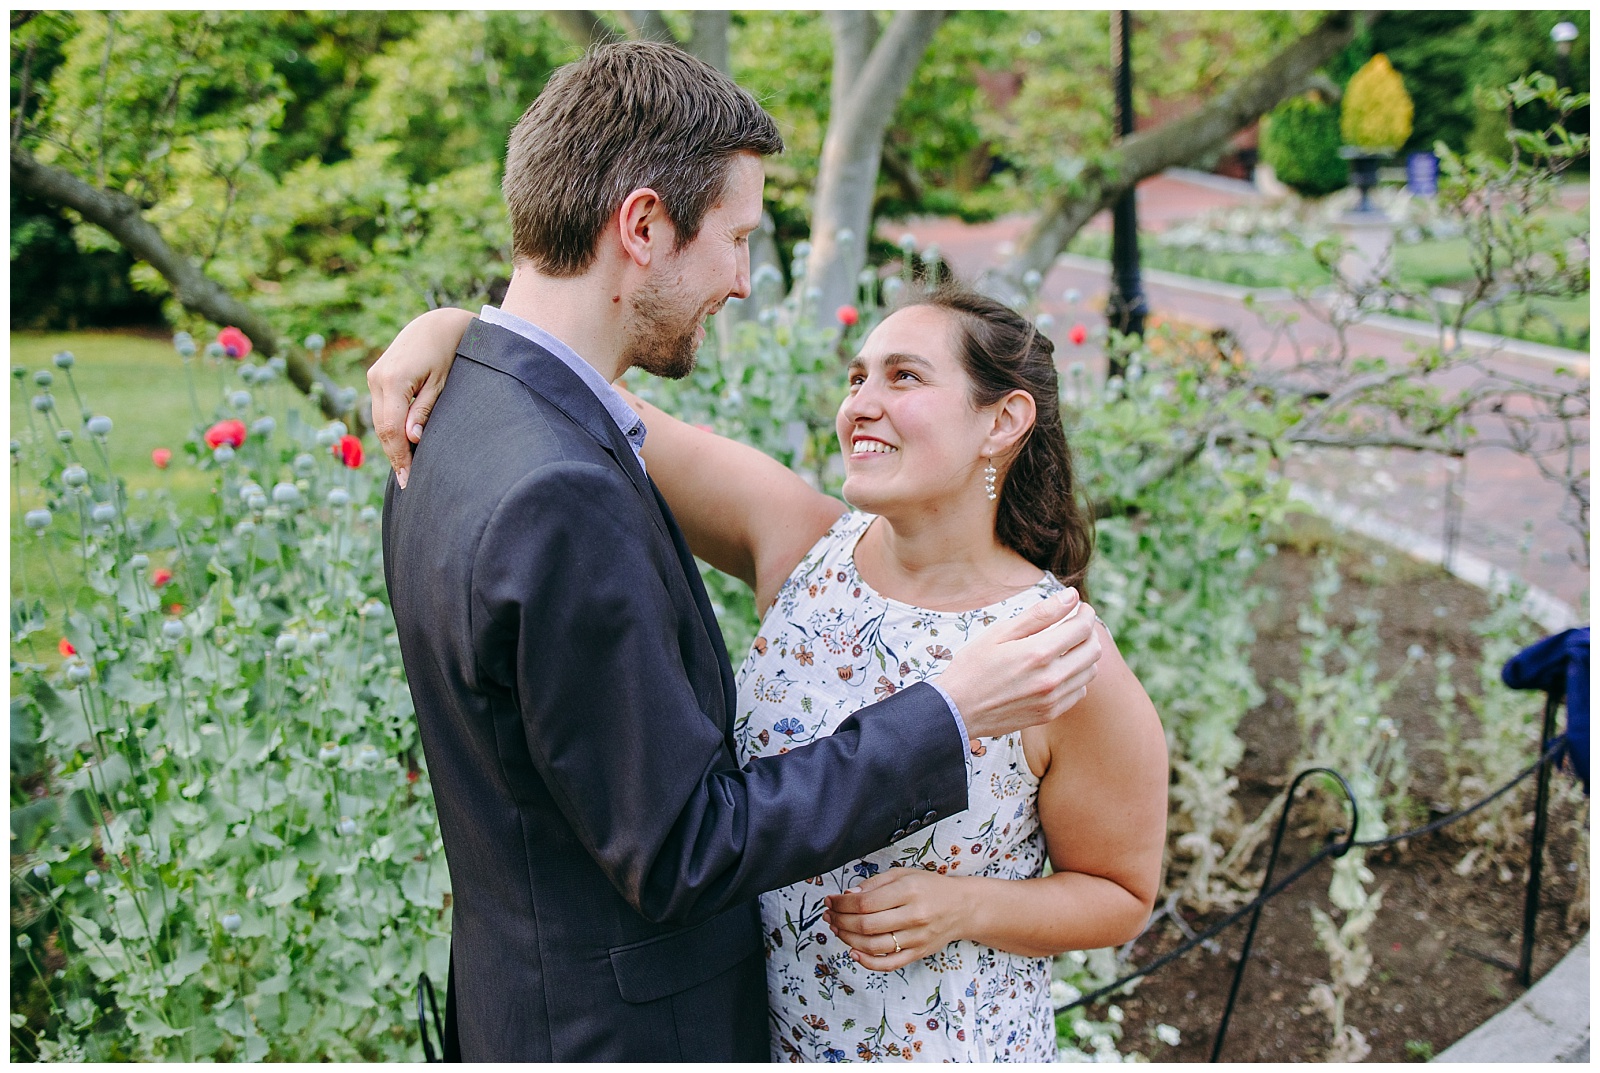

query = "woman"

[376,285,1167,1062]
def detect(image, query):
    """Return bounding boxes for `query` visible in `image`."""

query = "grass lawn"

[9,329,365,618]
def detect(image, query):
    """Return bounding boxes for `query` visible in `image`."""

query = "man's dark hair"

[503,41,783,277]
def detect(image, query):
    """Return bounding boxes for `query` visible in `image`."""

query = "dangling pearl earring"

[983,459,998,502]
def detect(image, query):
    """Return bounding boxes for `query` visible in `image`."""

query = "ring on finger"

[890,931,902,954]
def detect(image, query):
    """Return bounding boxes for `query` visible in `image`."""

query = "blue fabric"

[1502,626,1590,794]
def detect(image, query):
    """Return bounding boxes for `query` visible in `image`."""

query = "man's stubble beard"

[619,274,706,381]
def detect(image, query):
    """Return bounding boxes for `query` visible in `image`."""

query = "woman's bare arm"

[825,622,1169,964]
[367,307,476,488]
[618,389,845,610]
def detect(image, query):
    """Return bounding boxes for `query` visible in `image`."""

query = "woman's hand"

[367,307,476,488]
[823,868,975,972]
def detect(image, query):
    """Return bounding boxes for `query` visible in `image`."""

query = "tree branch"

[987,11,1373,300]
[12,146,349,423]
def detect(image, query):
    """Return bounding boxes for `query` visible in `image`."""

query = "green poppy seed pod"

[130,553,150,570]
[1023,269,1043,291]
[898,232,917,253]
[67,662,92,684]
[86,415,112,437]
[235,519,256,536]
[33,370,53,388]
[272,482,301,506]
[1036,314,1056,334]
[357,743,380,768]
[328,420,348,440]
[319,741,341,764]
[16,934,31,950]
[56,428,73,444]
[90,503,116,525]
[24,508,52,530]
[10,440,21,456]
[12,366,26,380]
[360,598,385,618]
[308,628,330,650]
[162,620,186,642]
[84,871,101,889]
[304,334,325,352]
[31,394,54,412]
[835,227,855,247]
[251,416,276,437]
[293,452,317,475]
[247,493,268,512]
[205,342,225,359]
[228,390,252,410]
[266,356,287,375]
[308,381,325,398]
[359,506,379,524]
[62,465,88,487]
[32,863,48,879]
[52,351,75,369]
[336,816,357,837]
[176,339,196,358]
[221,913,242,933]
[238,364,258,385]
[326,488,350,508]
[213,444,235,464]
[275,632,300,656]
[313,428,336,447]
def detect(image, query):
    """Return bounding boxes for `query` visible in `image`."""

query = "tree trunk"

[547,11,624,49]
[688,11,731,75]
[805,10,946,318]
[984,10,1373,304]
[11,147,351,423]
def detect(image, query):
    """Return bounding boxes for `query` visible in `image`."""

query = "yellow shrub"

[1340,54,1414,154]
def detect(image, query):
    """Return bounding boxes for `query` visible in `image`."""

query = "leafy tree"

[1260,95,1348,197]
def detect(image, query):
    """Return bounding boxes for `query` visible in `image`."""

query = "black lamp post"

[1106,10,1147,378]
[1551,20,1578,88]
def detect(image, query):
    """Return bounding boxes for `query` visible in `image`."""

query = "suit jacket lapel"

[457,319,667,540]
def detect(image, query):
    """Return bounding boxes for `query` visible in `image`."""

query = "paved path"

[888,170,1590,616]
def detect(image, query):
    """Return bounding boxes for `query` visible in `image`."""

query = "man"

[375,42,1100,1061]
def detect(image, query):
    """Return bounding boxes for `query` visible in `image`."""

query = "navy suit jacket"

[382,319,970,1060]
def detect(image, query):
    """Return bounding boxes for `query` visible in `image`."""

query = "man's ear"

[617,187,671,268]
[984,389,1037,460]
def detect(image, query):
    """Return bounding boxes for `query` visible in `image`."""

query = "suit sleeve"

[470,461,970,926]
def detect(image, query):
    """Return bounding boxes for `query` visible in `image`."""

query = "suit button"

[891,828,907,841]
[905,819,922,834]
[922,810,938,824]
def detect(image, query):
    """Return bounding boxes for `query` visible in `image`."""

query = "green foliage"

[11,343,446,1060]
[1262,96,1349,197]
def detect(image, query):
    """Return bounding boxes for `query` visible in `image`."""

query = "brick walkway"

[887,171,1590,612]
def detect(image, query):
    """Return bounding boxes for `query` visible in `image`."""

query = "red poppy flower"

[152,568,173,587]
[836,305,859,328]
[216,326,252,360]
[406,770,420,784]
[203,419,247,449]
[59,638,76,657]
[1068,323,1088,346]
[168,603,184,614]
[332,434,363,469]
[151,447,172,469]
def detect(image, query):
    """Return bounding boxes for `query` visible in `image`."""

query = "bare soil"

[1111,515,1589,1062]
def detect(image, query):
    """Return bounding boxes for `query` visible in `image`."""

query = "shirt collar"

[478,305,647,465]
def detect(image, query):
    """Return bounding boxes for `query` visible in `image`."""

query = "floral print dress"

[735,511,1063,1063]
